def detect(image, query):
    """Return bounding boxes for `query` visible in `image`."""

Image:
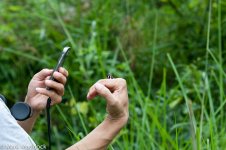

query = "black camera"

[0,94,32,121]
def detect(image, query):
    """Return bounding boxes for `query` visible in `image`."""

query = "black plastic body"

[48,47,70,81]
[10,102,32,121]
[0,94,32,121]
[46,47,70,150]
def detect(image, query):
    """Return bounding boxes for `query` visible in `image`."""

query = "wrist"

[24,96,41,117]
[105,113,129,129]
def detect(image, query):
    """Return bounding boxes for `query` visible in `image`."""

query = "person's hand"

[25,67,68,114]
[87,78,129,125]
[67,78,128,150]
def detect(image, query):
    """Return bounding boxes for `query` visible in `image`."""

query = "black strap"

[46,98,51,150]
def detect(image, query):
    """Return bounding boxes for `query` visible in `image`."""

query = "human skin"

[67,79,129,150]
[18,69,129,149]
[17,67,68,133]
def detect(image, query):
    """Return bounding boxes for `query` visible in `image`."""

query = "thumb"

[94,83,115,105]
[33,69,53,80]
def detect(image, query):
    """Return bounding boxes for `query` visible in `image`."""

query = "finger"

[45,80,64,96]
[45,76,51,80]
[87,85,98,100]
[53,71,67,85]
[97,78,127,91]
[36,88,62,105]
[88,83,115,105]
[87,79,118,99]
[33,69,53,80]
[59,67,69,77]
[87,78,127,97]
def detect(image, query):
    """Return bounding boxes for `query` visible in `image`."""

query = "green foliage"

[0,0,225,149]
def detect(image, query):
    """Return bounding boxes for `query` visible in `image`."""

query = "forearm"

[17,111,40,133]
[67,116,128,150]
[17,96,42,133]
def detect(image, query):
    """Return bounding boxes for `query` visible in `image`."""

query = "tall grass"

[0,0,225,149]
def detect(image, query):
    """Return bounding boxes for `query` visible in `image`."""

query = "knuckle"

[42,68,48,73]
[53,71,60,77]
[98,88,108,97]
[97,79,104,83]
[61,75,67,83]
[61,88,65,96]
[97,86,104,93]
[50,91,55,98]
[59,84,64,91]
[62,76,66,84]
[118,78,127,86]
[56,97,62,103]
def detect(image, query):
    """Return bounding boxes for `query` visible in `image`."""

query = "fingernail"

[87,92,90,98]
[36,88,42,91]
[87,94,91,100]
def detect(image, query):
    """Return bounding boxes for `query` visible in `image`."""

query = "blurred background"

[0,0,225,149]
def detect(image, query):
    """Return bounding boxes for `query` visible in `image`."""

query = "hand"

[67,78,128,150]
[87,78,129,125]
[25,67,68,113]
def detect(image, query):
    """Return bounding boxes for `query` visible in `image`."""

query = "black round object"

[0,94,7,104]
[10,102,31,121]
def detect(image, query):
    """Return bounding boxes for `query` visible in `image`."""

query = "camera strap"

[46,98,51,150]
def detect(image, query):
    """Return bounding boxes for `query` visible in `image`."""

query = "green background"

[0,0,225,149]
